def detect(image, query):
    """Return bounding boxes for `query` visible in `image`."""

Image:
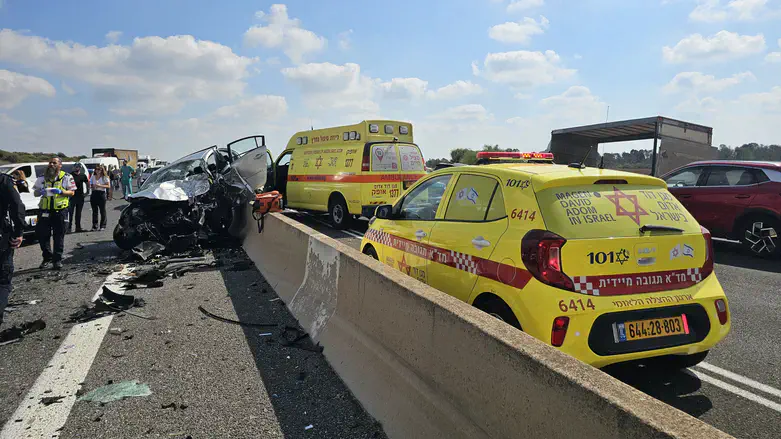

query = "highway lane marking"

[0,267,131,439]
[299,212,365,240]
[688,369,781,414]
[695,362,781,400]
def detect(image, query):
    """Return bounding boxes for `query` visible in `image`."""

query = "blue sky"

[1,0,780,161]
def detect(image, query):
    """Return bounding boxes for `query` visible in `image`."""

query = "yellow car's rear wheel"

[474,294,522,330]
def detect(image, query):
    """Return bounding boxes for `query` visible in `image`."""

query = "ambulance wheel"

[329,196,350,230]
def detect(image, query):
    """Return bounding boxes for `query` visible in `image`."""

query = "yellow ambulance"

[271,120,427,228]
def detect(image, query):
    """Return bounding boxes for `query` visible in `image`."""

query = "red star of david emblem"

[605,186,648,225]
[397,254,411,275]
[315,156,323,169]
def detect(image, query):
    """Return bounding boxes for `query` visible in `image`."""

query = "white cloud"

[505,87,607,137]
[663,71,755,94]
[690,0,730,21]
[281,62,379,113]
[426,80,483,99]
[379,78,429,100]
[739,86,781,112]
[689,0,778,22]
[488,16,549,44]
[211,95,288,120]
[766,38,781,62]
[105,31,122,43]
[540,86,605,113]
[53,107,88,117]
[0,113,22,127]
[244,4,326,63]
[61,82,76,95]
[429,104,491,121]
[662,31,766,63]
[0,29,256,116]
[0,69,56,109]
[674,96,722,113]
[474,50,575,87]
[507,0,545,13]
[338,30,353,50]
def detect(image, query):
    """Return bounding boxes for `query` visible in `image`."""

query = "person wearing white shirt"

[89,165,110,231]
[32,157,76,270]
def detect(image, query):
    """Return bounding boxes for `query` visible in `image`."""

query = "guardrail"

[242,212,732,439]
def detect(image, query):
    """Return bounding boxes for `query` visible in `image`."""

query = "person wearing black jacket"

[67,166,89,233]
[0,173,26,328]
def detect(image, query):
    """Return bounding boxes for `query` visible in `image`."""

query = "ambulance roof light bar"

[476,151,554,160]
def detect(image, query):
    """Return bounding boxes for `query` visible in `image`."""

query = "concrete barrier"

[242,212,732,439]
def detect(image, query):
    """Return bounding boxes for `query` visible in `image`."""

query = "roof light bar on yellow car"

[476,151,554,160]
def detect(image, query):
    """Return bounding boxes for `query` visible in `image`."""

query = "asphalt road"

[0,200,386,439]
[285,210,781,439]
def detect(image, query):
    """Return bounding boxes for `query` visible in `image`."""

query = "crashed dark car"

[114,137,271,252]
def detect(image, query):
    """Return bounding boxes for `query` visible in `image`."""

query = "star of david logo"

[616,248,630,265]
[605,186,648,225]
[315,156,323,169]
[397,254,411,275]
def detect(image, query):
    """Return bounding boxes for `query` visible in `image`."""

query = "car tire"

[739,215,781,258]
[113,223,142,251]
[329,196,350,230]
[655,350,709,370]
[474,295,522,330]
[362,245,379,260]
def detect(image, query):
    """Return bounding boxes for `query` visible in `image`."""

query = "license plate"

[613,315,689,342]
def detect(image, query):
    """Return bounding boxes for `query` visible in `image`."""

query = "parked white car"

[0,161,88,236]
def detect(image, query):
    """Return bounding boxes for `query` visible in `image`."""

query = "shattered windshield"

[140,159,208,190]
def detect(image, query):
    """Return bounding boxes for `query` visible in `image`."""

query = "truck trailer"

[92,148,139,168]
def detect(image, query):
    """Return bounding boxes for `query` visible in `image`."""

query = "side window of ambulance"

[398,145,424,172]
[445,174,502,221]
[399,174,452,220]
[371,144,398,171]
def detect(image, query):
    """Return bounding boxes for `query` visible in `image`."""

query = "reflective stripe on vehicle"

[364,229,533,290]
[572,268,703,296]
[288,174,425,183]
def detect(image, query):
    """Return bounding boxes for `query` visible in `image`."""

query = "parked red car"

[661,161,781,257]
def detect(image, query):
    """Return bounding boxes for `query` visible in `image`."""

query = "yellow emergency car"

[271,121,426,229]
[360,151,730,369]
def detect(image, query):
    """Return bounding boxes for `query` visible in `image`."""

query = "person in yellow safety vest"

[32,157,76,270]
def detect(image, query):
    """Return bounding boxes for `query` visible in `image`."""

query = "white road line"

[343,229,365,240]
[695,362,781,400]
[0,267,130,439]
[300,213,364,240]
[687,369,781,414]
[348,229,366,238]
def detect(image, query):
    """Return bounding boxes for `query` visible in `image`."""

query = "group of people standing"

[1,157,138,330]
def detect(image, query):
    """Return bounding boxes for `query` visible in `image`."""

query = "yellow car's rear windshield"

[536,184,701,239]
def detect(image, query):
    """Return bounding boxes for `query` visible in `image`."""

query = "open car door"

[227,136,268,192]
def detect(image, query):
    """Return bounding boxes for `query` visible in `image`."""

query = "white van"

[0,161,89,235]
[0,162,48,235]
[79,157,120,177]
